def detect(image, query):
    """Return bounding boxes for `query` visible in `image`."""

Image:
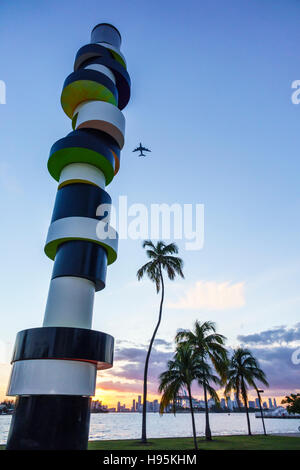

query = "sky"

[0,0,300,407]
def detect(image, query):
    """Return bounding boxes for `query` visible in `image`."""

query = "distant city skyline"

[91,393,280,411]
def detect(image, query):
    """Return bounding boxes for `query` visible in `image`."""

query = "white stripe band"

[7,359,97,396]
[83,63,116,84]
[45,216,118,262]
[43,276,95,329]
[59,163,106,189]
[73,100,125,149]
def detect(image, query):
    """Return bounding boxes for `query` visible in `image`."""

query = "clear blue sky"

[0,0,299,400]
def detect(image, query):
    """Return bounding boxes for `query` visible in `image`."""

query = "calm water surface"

[1,412,299,444]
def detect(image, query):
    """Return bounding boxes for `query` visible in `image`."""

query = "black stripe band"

[6,396,91,450]
[74,43,112,71]
[51,182,111,223]
[11,327,114,368]
[52,240,107,291]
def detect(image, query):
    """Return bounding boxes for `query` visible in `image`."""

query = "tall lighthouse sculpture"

[6,24,130,450]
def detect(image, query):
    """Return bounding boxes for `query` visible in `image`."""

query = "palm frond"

[142,240,156,250]
[137,240,184,291]
[162,242,179,255]
[224,347,269,407]
[136,261,153,280]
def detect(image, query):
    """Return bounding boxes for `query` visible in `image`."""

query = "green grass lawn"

[1,435,299,450]
[88,435,300,450]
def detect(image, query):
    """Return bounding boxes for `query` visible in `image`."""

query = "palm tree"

[281,393,300,414]
[176,320,228,440]
[195,361,222,415]
[224,348,268,436]
[137,240,184,444]
[158,343,201,450]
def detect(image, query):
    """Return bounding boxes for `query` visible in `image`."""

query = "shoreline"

[87,431,300,441]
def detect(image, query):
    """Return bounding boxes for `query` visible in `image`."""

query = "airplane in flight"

[132,143,151,157]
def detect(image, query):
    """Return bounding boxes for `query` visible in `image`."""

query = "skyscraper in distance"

[268,398,273,409]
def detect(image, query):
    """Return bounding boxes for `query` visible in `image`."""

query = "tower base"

[6,395,91,450]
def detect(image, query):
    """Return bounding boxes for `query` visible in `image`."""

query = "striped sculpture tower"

[6,24,130,450]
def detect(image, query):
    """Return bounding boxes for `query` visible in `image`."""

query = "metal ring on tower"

[51,241,108,291]
[50,183,112,223]
[72,100,125,149]
[44,216,118,264]
[11,327,114,370]
[61,69,118,118]
[73,43,112,70]
[78,56,130,110]
[48,129,116,184]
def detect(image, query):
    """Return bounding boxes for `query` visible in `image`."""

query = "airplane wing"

[143,147,151,152]
[132,147,140,152]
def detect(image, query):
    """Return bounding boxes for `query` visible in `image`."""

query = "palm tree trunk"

[236,394,242,410]
[241,379,251,436]
[244,401,252,436]
[187,383,198,451]
[141,266,164,443]
[203,384,212,441]
[257,391,267,436]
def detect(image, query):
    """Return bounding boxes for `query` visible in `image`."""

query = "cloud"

[238,323,300,392]
[112,345,173,381]
[167,281,245,310]
[153,338,173,349]
[114,346,147,363]
[97,343,174,395]
[238,323,300,345]
[97,324,300,400]
[248,346,300,391]
[96,380,143,394]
